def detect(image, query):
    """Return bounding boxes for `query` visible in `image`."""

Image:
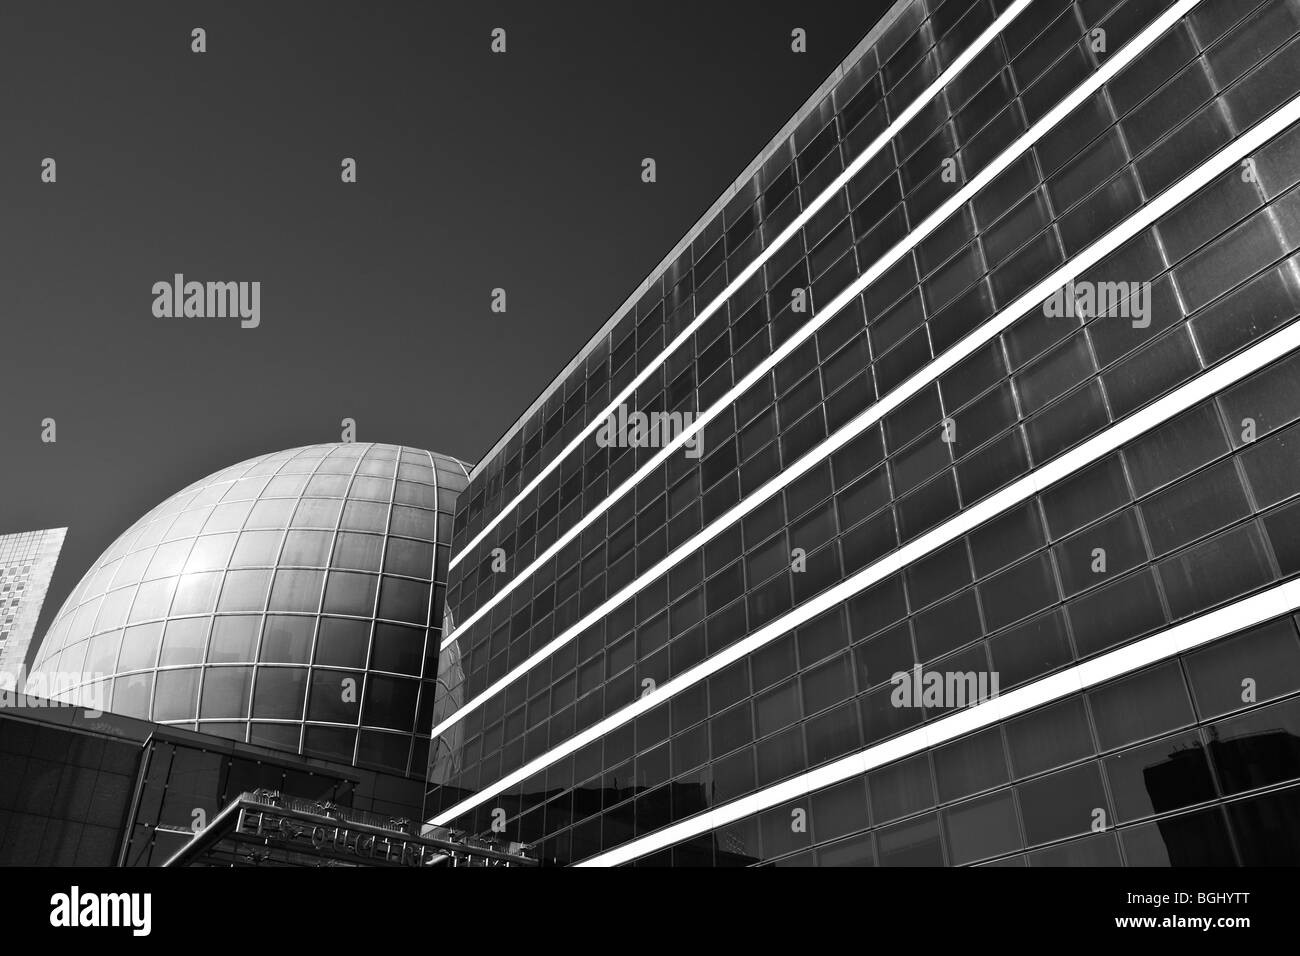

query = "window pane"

[304,725,357,763]
[933,725,1008,803]
[291,498,342,529]
[1088,661,1194,750]
[280,530,333,567]
[1184,617,1300,719]
[112,673,153,719]
[1207,697,1300,795]
[1157,522,1275,619]
[117,622,163,672]
[203,501,254,534]
[159,618,208,666]
[217,569,272,612]
[230,531,283,568]
[260,616,315,664]
[322,572,378,616]
[200,666,252,719]
[308,668,362,723]
[1227,787,1300,865]
[1141,459,1250,557]
[1017,761,1108,846]
[252,667,307,719]
[171,571,222,616]
[340,500,388,533]
[94,588,134,633]
[942,789,1021,864]
[332,532,384,573]
[377,577,431,625]
[390,506,437,540]
[315,617,370,668]
[1119,806,1235,865]
[361,674,419,731]
[83,630,122,677]
[349,476,392,501]
[1123,402,1229,496]
[1006,696,1092,778]
[1105,730,1214,823]
[268,569,324,613]
[356,729,411,773]
[153,668,201,721]
[246,498,295,529]
[207,616,260,663]
[1054,508,1147,596]
[876,814,943,866]
[384,537,434,578]
[370,623,425,676]
[868,752,934,824]
[979,553,1058,632]
[144,540,193,580]
[128,577,176,623]
[395,480,438,509]
[184,533,238,572]
[1068,568,1167,657]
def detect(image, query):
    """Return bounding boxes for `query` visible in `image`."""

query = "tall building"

[427,0,1300,865]
[0,527,66,686]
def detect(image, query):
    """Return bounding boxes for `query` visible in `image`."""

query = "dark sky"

[0,0,891,645]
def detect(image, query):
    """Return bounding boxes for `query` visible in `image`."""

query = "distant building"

[0,527,66,686]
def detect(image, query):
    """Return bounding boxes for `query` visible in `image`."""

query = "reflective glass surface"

[30,443,469,779]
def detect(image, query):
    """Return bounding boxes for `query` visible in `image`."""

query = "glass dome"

[28,442,469,778]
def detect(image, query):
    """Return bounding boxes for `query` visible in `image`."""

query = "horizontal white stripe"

[429,0,1220,744]
[431,275,1300,829]
[444,0,1202,644]
[578,577,1300,866]
[450,0,1037,569]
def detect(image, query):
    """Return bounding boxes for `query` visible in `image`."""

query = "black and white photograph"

[1,0,1296,937]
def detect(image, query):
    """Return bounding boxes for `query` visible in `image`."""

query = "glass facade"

[624,614,1300,866]
[427,0,1300,865]
[29,443,469,779]
[0,527,66,684]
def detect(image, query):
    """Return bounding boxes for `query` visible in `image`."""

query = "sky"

[0,0,892,647]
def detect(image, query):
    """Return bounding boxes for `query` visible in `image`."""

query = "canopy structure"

[164,789,536,867]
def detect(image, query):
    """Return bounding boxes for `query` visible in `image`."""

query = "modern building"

[8,0,1300,872]
[28,443,468,780]
[3,441,536,866]
[0,527,66,686]
[426,0,1300,865]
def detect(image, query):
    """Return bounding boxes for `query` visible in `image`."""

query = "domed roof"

[29,442,469,778]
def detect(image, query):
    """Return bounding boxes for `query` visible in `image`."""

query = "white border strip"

[430,0,1226,739]
[430,161,1300,825]
[451,0,1037,568]
[577,576,1300,865]
[445,0,1202,641]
